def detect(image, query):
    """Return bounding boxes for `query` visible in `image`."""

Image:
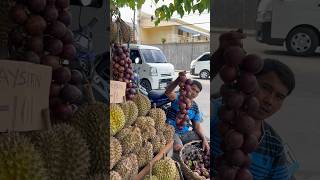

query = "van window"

[198,54,210,61]
[140,49,167,63]
[130,50,141,63]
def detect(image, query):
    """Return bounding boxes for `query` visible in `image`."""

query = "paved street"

[190,75,211,139]
[212,33,320,180]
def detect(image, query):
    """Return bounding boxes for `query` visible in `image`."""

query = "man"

[211,31,299,179]
[165,72,210,157]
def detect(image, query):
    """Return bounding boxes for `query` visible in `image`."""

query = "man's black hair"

[256,58,295,95]
[191,80,202,91]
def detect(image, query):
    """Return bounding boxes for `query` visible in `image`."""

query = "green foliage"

[111,0,210,26]
[154,0,210,25]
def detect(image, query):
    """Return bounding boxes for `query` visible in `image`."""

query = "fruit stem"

[149,162,152,179]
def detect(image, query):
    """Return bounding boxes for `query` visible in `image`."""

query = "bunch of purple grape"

[111,43,137,100]
[215,46,264,180]
[9,0,75,64]
[9,0,82,122]
[176,77,193,129]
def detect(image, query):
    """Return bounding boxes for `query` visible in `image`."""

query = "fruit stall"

[109,43,177,179]
[110,38,211,179]
[0,0,109,179]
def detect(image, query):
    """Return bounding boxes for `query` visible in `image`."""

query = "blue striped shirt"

[211,98,299,179]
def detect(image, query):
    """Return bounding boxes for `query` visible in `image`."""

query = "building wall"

[141,25,209,44]
[153,42,210,70]
[212,0,259,30]
[140,26,176,44]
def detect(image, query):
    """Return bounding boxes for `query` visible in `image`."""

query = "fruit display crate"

[133,140,174,180]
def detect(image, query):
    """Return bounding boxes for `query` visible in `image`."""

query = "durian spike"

[83,82,96,104]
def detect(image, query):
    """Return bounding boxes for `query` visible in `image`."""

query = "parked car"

[124,44,175,92]
[256,0,320,56]
[190,52,210,79]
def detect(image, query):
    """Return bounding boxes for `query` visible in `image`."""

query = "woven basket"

[179,140,210,180]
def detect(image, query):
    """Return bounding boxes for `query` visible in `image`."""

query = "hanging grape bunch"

[111,43,137,100]
[176,75,193,130]
[215,46,264,180]
[8,0,82,122]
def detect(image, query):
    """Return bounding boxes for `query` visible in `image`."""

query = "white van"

[256,0,320,56]
[126,44,175,92]
[190,52,210,79]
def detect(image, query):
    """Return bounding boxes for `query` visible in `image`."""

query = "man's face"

[191,84,201,99]
[251,72,289,121]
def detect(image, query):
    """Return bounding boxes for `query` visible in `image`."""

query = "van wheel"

[286,27,319,56]
[140,79,152,92]
[199,70,210,79]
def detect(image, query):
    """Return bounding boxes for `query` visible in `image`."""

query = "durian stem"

[149,162,152,179]
[84,83,96,104]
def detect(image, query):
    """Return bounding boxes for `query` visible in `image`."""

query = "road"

[190,75,211,139]
[212,33,320,180]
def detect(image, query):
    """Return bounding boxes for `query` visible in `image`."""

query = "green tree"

[111,0,210,25]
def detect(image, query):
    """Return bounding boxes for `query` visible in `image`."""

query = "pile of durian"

[110,92,177,180]
[0,124,93,180]
[0,84,109,180]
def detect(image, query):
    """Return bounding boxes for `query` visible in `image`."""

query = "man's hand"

[212,29,247,78]
[218,29,247,51]
[202,138,210,154]
[178,71,187,82]
[165,71,186,97]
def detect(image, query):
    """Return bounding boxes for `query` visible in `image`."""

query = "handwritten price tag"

[0,60,52,132]
[110,80,126,103]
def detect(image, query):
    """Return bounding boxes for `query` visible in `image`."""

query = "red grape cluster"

[215,46,264,180]
[8,0,82,122]
[176,77,193,129]
[9,0,75,64]
[111,43,137,100]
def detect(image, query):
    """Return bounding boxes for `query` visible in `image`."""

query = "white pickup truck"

[256,0,320,56]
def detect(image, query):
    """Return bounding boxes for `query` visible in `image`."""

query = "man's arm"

[165,71,186,101]
[164,78,179,101]
[193,121,206,140]
[193,121,210,153]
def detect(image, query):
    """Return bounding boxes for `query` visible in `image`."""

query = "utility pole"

[137,8,142,44]
[132,8,136,43]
